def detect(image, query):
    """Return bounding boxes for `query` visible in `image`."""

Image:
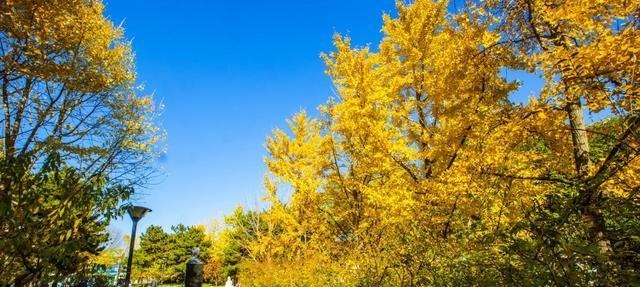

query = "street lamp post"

[124,205,151,287]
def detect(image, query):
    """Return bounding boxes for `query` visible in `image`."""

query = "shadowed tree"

[0,0,162,285]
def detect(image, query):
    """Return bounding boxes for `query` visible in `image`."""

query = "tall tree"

[482,0,640,284]
[238,0,640,286]
[165,225,211,283]
[134,225,211,284]
[134,225,170,283]
[0,0,161,285]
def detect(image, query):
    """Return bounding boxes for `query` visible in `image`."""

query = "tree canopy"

[220,0,640,286]
[133,224,211,284]
[0,0,161,285]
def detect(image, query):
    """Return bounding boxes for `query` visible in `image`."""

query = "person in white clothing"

[224,276,234,287]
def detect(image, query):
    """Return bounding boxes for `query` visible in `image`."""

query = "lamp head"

[127,205,151,222]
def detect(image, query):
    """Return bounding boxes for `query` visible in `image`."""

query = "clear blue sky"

[105,1,399,236]
[105,1,561,239]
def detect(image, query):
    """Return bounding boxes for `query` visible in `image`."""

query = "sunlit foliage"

[0,0,162,285]
[232,0,640,286]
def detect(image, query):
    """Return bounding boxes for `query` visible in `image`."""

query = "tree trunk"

[566,100,591,178]
[566,99,612,255]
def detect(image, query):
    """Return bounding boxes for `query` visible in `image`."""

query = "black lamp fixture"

[124,205,151,287]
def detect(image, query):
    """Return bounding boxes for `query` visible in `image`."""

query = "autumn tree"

[249,0,519,284]
[203,256,224,286]
[235,0,640,286]
[197,208,268,285]
[481,0,640,284]
[0,0,161,285]
[202,219,225,285]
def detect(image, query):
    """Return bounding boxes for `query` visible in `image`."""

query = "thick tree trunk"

[566,100,612,255]
[566,100,591,178]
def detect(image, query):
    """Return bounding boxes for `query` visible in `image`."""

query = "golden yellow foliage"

[0,1,163,285]
[230,0,640,285]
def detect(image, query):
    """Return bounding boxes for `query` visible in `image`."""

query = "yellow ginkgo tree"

[232,0,640,286]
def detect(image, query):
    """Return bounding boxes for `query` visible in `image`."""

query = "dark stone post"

[185,247,203,287]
